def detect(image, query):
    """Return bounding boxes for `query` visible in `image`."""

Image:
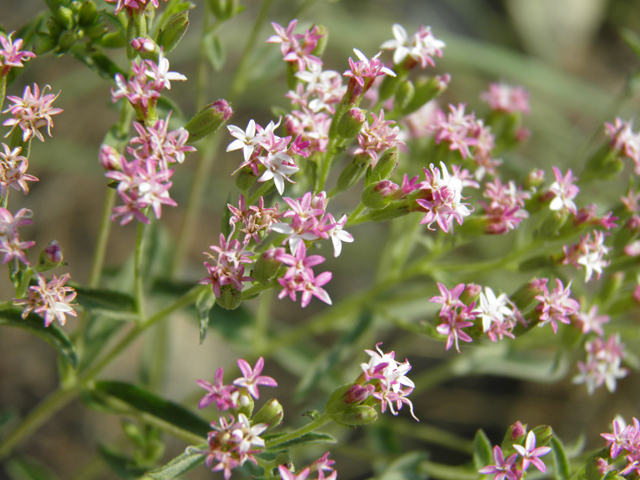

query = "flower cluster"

[278,453,337,480]
[111,52,186,120]
[599,417,640,476]
[0,207,35,265]
[534,278,580,334]
[0,32,36,75]
[479,429,551,480]
[380,24,445,68]
[3,84,63,143]
[605,118,640,175]
[105,0,168,15]
[545,166,579,215]
[0,144,37,197]
[195,358,278,479]
[415,162,476,233]
[14,273,77,327]
[573,334,627,394]
[481,83,531,115]
[100,113,195,224]
[266,19,323,72]
[199,234,253,299]
[357,343,418,420]
[354,110,404,165]
[226,118,307,194]
[343,48,396,95]
[561,230,610,282]
[479,178,530,234]
[228,194,282,245]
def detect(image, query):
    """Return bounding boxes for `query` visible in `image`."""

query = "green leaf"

[203,33,225,71]
[263,432,336,452]
[72,285,138,320]
[550,436,570,480]
[150,0,194,38]
[378,451,428,480]
[98,444,149,480]
[0,309,77,367]
[88,381,210,440]
[196,288,216,344]
[4,456,61,480]
[146,446,207,480]
[473,429,493,471]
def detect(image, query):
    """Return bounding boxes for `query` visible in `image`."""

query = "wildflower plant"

[1,3,640,480]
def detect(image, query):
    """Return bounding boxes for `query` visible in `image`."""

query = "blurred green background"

[2,0,640,479]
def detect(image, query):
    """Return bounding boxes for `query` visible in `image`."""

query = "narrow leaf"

[4,456,61,480]
[550,436,570,480]
[0,309,77,367]
[196,288,216,344]
[90,381,210,439]
[473,429,493,471]
[204,33,226,71]
[146,446,207,480]
[72,285,138,320]
[263,432,336,452]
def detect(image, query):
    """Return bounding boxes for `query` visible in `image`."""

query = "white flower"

[327,214,354,257]
[145,50,187,89]
[227,120,262,161]
[258,153,298,194]
[477,286,513,332]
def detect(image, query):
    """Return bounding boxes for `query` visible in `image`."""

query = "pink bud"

[44,240,63,264]
[99,145,123,171]
[130,37,156,52]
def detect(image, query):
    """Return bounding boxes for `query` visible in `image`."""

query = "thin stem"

[0,285,205,459]
[253,288,273,353]
[134,220,148,318]
[264,412,331,449]
[88,189,116,287]
[228,0,274,101]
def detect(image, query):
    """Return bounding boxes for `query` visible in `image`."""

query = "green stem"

[253,288,273,352]
[228,0,274,101]
[347,202,366,223]
[248,181,275,205]
[264,412,331,449]
[0,285,205,460]
[88,189,116,288]
[134,220,148,318]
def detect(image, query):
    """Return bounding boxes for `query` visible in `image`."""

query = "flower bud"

[362,180,399,209]
[36,240,64,271]
[336,155,370,192]
[501,421,527,452]
[78,1,98,27]
[99,145,123,171]
[509,278,547,310]
[331,405,378,427]
[58,30,78,53]
[217,284,242,310]
[251,398,284,430]
[235,166,257,192]
[536,209,568,237]
[531,425,553,447]
[343,384,374,404]
[157,11,189,53]
[370,148,398,184]
[56,6,75,30]
[311,24,329,57]
[131,36,159,57]
[252,249,284,284]
[401,74,450,116]
[581,143,624,182]
[394,80,415,111]
[460,283,482,304]
[185,99,233,143]
[337,108,366,139]
[523,169,545,191]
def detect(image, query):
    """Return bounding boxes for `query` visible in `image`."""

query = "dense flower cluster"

[561,231,610,282]
[100,113,195,224]
[573,334,627,394]
[479,178,530,234]
[599,417,640,476]
[14,273,77,327]
[2,84,63,142]
[479,428,552,480]
[354,110,404,165]
[358,343,418,420]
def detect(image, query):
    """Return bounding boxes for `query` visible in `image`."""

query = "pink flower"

[354,110,404,165]
[232,357,278,399]
[481,83,530,115]
[14,273,77,327]
[535,279,580,334]
[197,368,239,411]
[0,32,36,74]
[279,466,310,480]
[380,24,445,68]
[0,207,35,265]
[573,305,609,337]
[105,0,167,15]
[0,143,38,196]
[512,431,551,472]
[478,446,518,480]
[267,20,323,72]
[344,48,396,89]
[548,167,579,214]
[3,84,63,142]
[436,305,475,352]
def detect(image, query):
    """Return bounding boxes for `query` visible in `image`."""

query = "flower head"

[232,357,278,399]
[3,84,63,142]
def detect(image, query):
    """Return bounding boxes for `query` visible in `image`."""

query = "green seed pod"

[235,167,257,192]
[251,398,284,430]
[56,6,75,30]
[157,11,189,53]
[332,405,378,427]
[252,250,283,284]
[185,99,233,143]
[57,30,78,52]
[217,284,242,310]
[336,155,369,192]
[337,107,366,139]
[394,79,415,111]
[370,147,398,183]
[362,180,399,209]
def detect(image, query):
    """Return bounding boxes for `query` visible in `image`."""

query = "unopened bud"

[207,0,241,20]
[370,147,398,183]
[509,278,547,310]
[394,80,415,111]
[523,169,545,190]
[233,390,254,418]
[460,283,481,304]
[311,24,329,57]
[531,425,553,447]
[37,240,64,271]
[252,248,284,284]
[337,108,366,139]
[401,74,450,115]
[78,1,98,27]
[99,145,123,171]
[343,384,374,404]
[331,405,378,427]
[56,6,75,30]
[536,209,568,237]
[185,99,233,143]
[157,11,189,53]
[582,143,623,182]
[235,166,257,192]
[131,36,158,55]
[251,398,284,429]
[362,180,399,209]
[217,284,242,310]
